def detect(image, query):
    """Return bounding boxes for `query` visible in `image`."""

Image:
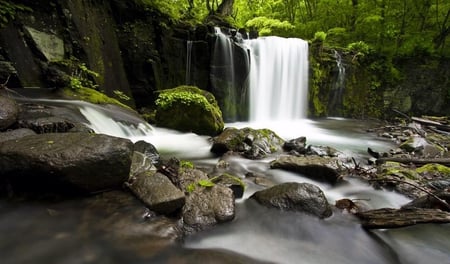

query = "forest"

[147,0,450,57]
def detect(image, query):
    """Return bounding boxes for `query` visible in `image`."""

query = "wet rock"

[126,171,185,215]
[133,140,160,164]
[130,151,157,177]
[0,132,133,194]
[245,172,276,187]
[177,167,210,191]
[211,127,284,159]
[18,116,75,133]
[306,145,339,157]
[402,190,450,212]
[270,155,341,184]
[250,182,332,218]
[182,184,235,233]
[399,136,427,153]
[0,128,36,143]
[283,136,306,155]
[212,173,245,199]
[0,96,19,130]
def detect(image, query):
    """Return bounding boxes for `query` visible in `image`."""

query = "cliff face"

[0,0,213,109]
[0,1,448,118]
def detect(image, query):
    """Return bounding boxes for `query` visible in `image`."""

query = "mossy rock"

[155,86,224,136]
[62,87,131,110]
[416,164,450,178]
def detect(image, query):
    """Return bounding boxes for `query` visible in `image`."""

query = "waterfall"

[211,27,249,121]
[328,49,346,116]
[245,37,309,121]
[185,40,193,85]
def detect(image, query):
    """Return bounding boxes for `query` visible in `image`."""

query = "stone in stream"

[270,155,342,185]
[250,182,332,218]
[126,171,185,215]
[0,95,19,130]
[0,132,133,194]
[0,128,36,143]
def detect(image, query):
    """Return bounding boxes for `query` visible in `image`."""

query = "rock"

[24,26,65,61]
[250,182,332,218]
[130,151,157,178]
[18,116,75,133]
[211,127,285,159]
[283,136,307,154]
[182,184,235,233]
[126,171,185,215]
[0,96,19,130]
[0,128,36,143]
[133,140,160,164]
[0,132,133,194]
[402,190,450,212]
[211,173,245,199]
[155,86,224,136]
[177,167,210,192]
[270,155,341,184]
[306,145,339,157]
[399,136,427,153]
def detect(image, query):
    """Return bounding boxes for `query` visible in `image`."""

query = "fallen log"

[412,117,450,132]
[376,157,450,166]
[356,208,450,229]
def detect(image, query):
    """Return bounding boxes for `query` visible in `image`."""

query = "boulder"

[182,184,235,233]
[18,116,75,133]
[0,96,19,130]
[133,140,160,164]
[283,136,307,155]
[155,86,224,136]
[211,127,285,159]
[0,128,36,143]
[250,182,332,218]
[270,155,341,184]
[0,132,133,194]
[126,171,185,215]
[130,151,157,178]
[211,173,246,199]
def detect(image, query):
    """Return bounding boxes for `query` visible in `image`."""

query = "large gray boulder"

[270,155,342,184]
[126,171,185,215]
[250,182,332,218]
[0,132,133,194]
[0,96,19,130]
[211,127,285,159]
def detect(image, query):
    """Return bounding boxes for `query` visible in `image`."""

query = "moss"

[63,87,131,110]
[381,162,419,180]
[155,85,224,136]
[416,164,450,176]
[213,173,246,190]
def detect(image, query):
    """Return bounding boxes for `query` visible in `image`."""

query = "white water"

[185,40,193,85]
[245,37,309,121]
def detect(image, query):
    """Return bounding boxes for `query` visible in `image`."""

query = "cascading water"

[328,49,346,116]
[185,40,193,85]
[245,37,309,121]
[210,27,249,121]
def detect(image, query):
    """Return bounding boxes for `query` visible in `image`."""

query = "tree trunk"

[216,0,235,16]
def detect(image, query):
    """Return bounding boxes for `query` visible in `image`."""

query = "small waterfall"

[245,37,309,121]
[328,49,346,116]
[211,27,249,121]
[185,40,193,85]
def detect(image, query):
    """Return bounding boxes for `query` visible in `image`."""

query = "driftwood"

[375,157,450,166]
[412,116,450,132]
[356,208,450,229]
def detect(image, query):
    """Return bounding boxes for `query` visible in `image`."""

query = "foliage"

[312,31,326,43]
[245,16,294,36]
[0,0,32,27]
[347,41,371,56]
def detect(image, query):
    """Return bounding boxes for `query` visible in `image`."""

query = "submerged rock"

[211,127,285,159]
[0,95,19,130]
[0,132,133,194]
[270,155,341,184]
[250,182,332,218]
